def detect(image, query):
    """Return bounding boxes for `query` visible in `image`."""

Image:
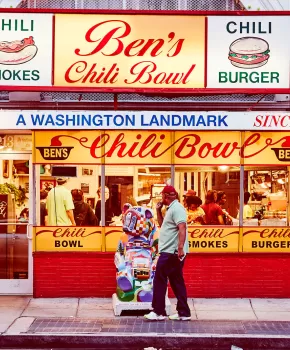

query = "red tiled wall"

[33,252,116,298]
[33,252,290,298]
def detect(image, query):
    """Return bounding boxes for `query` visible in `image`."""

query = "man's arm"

[156,202,164,227]
[177,222,187,259]
[67,209,76,226]
[217,214,225,225]
[44,209,48,226]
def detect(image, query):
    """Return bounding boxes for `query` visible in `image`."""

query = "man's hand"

[178,247,185,261]
[156,201,164,210]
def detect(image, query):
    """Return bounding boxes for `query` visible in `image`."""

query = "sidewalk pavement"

[1,296,290,349]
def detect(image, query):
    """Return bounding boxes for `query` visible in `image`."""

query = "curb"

[1,333,290,349]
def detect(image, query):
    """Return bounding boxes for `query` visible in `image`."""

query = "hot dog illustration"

[0,36,38,65]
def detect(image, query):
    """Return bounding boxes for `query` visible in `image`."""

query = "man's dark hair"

[40,190,48,200]
[244,192,251,204]
[186,195,202,207]
[205,190,217,204]
[217,191,226,203]
[71,189,83,201]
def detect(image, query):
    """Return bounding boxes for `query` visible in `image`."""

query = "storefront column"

[194,172,199,196]
[200,172,205,203]
[186,172,191,192]
[100,164,105,226]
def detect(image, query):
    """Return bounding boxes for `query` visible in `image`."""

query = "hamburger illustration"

[228,37,270,69]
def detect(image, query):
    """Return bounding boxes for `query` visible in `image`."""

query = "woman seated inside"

[186,195,206,225]
[18,208,29,223]
[201,190,225,225]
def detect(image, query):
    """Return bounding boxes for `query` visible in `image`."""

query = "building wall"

[33,252,290,298]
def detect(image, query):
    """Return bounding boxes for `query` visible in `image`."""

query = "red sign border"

[1,9,290,94]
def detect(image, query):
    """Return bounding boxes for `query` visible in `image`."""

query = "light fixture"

[218,165,229,172]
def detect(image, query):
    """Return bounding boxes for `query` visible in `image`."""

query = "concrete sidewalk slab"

[196,310,257,320]
[5,317,34,335]
[0,296,30,308]
[255,311,290,321]
[2,296,290,349]
[251,298,290,312]
[22,297,78,317]
[194,298,252,311]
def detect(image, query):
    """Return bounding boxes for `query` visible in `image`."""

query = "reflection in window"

[104,165,171,226]
[175,166,240,226]
[245,167,288,227]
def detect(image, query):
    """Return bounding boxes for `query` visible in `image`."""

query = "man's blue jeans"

[152,252,191,317]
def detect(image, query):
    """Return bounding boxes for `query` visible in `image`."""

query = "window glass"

[40,165,99,226]
[175,166,240,226]
[104,165,171,226]
[244,166,288,227]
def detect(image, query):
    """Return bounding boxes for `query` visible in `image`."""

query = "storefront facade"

[0,110,290,297]
[1,9,290,297]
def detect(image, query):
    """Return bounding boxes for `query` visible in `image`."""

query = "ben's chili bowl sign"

[34,226,102,251]
[188,227,239,252]
[243,228,290,252]
[53,14,205,89]
[34,131,290,165]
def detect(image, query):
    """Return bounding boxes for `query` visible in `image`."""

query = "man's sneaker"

[144,311,166,321]
[169,313,191,321]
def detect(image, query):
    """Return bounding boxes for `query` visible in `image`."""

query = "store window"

[103,165,171,226]
[244,166,288,227]
[175,166,240,226]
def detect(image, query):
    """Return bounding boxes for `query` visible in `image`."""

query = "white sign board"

[0,13,53,86]
[0,110,290,130]
[207,17,290,88]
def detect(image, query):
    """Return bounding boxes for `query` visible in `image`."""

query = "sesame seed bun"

[230,37,269,55]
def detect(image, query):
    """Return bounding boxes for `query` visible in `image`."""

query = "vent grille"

[18,0,241,10]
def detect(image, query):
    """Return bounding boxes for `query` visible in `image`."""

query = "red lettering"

[167,37,185,57]
[64,61,87,83]
[36,228,100,238]
[190,228,238,239]
[124,39,145,56]
[90,134,110,158]
[253,115,263,127]
[136,39,164,57]
[75,20,131,56]
[125,61,156,84]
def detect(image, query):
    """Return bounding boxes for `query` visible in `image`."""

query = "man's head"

[186,195,202,211]
[217,191,227,206]
[184,189,197,197]
[71,189,83,201]
[97,186,110,201]
[40,190,48,201]
[161,185,178,205]
[56,177,67,185]
[183,189,197,207]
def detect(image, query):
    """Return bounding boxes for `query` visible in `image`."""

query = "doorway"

[0,154,33,294]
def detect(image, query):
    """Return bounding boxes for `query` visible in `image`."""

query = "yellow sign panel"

[103,130,173,164]
[34,130,102,164]
[105,227,123,252]
[34,130,244,165]
[243,227,290,252]
[244,132,290,165]
[174,131,241,165]
[34,226,102,251]
[188,226,239,252]
[54,14,205,89]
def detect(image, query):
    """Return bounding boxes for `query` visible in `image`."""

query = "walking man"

[144,185,191,321]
